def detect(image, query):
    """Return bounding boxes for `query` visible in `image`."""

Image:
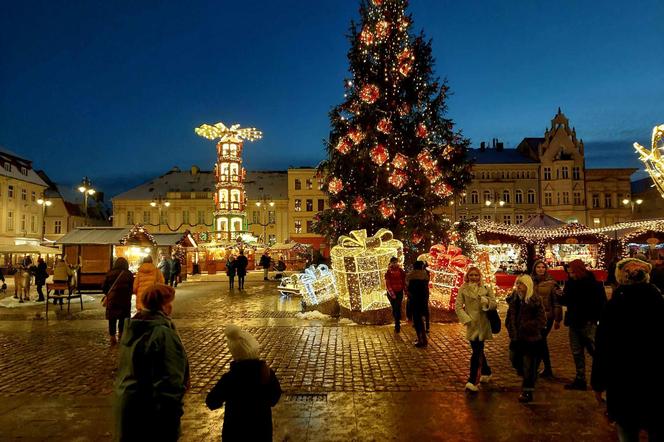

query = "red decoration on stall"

[379,200,396,218]
[392,153,409,169]
[388,169,408,189]
[328,178,344,195]
[335,138,352,154]
[352,196,366,213]
[377,118,392,134]
[360,84,380,104]
[370,144,388,166]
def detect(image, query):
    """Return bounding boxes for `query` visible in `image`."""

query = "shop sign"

[488,239,502,245]
[564,238,579,244]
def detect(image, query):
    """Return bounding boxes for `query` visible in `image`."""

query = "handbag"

[102,271,124,307]
[486,308,501,334]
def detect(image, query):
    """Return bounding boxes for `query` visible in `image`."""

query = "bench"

[46,282,83,315]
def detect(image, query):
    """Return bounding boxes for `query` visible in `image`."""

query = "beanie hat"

[225,324,260,361]
[567,259,588,276]
[615,258,651,285]
[141,284,175,312]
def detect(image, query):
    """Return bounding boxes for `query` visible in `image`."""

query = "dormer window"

[3,162,10,172]
[20,166,27,175]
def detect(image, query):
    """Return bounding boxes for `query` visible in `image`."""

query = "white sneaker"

[465,382,479,392]
[480,375,492,383]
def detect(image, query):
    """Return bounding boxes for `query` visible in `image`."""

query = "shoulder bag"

[101,271,125,307]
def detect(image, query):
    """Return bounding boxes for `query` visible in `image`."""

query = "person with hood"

[226,255,237,290]
[456,266,497,392]
[234,250,249,290]
[169,254,181,287]
[114,284,189,442]
[406,260,430,348]
[259,252,271,281]
[34,257,49,302]
[133,256,165,311]
[558,259,606,390]
[206,325,282,441]
[102,257,134,344]
[531,260,563,378]
[385,256,406,333]
[505,274,547,403]
[592,258,664,441]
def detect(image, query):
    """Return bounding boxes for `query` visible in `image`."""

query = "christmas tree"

[315,0,472,260]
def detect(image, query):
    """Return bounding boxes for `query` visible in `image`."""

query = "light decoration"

[398,102,411,116]
[360,84,380,104]
[119,224,157,246]
[378,200,396,218]
[442,144,456,159]
[420,244,470,310]
[360,27,375,45]
[411,232,423,244]
[372,0,383,5]
[331,229,403,312]
[616,220,664,258]
[416,123,428,138]
[634,124,664,199]
[348,128,365,144]
[278,265,338,306]
[335,138,352,154]
[398,48,414,77]
[392,153,409,169]
[472,249,498,293]
[332,201,346,211]
[328,177,344,195]
[375,20,391,39]
[433,181,452,197]
[370,144,389,165]
[352,196,367,213]
[397,16,409,31]
[417,149,437,173]
[194,122,262,143]
[388,169,408,189]
[377,118,392,134]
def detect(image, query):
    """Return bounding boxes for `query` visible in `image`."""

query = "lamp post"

[485,199,505,221]
[254,194,275,246]
[150,196,171,232]
[78,177,96,226]
[622,198,643,216]
[37,197,52,242]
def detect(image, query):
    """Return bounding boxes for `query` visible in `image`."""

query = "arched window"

[515,190,523,204]
[471,191,479,204]
[483,190,492,203]
[527,189,536,204]
[502,190,511,203]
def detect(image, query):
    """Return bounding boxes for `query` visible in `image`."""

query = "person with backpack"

[456,266,497,392]
[385,257,406,333]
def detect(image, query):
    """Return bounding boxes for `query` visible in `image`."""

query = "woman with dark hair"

[34,257,48,302]
[102,257,134,344]
[531,260,562,377]
[114,284,189,441]
[406,260,430,348]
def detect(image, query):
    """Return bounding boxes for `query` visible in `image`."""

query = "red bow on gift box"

[428,244,470,271]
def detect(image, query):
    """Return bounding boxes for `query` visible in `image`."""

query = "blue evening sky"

[1,0,662,196]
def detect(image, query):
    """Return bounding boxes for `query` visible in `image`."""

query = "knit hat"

[225,324,260,361]
[141,284,175,312]
[567,259,588,277]
[615,258,651,285]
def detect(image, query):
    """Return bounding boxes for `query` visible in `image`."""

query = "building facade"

[631,177,664,220]
[287,168,329,256]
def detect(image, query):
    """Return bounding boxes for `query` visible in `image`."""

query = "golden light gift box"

[422,244,470,310]
[331,229,403,312]
[298,264,338,306]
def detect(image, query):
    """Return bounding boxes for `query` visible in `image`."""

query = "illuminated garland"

[618,226,664,258]
[120,224,157,246]
[634,124,664,199]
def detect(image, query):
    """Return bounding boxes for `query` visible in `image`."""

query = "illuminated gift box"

[423,244,470,310]
[298,264,337,306]
[331,229,403,312]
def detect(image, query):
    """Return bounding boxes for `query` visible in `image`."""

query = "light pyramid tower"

[195,122,262,240]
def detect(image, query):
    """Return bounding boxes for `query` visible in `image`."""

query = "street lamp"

[251,188,275,245]
[622,198,643,215]
[485,199,505,221]
[150,196,171,232]
[78,177,96,226]
[37,197,52,242]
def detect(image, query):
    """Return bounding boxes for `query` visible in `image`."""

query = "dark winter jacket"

[35,261,48,286]
[158,258,172,280]
[532,275,562,323]
[114,310,189,442]
[103,266,134,321]
[226,259,236,277]
[234,255,248,277]
[505,292,547,343]
[171,259,182,277]
[559,273,606,327]
[259,254,271,269]
[206,359,281,441]
[591,282,664,430]
[406,270,429,314]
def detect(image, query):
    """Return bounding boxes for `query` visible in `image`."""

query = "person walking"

[226,255,237,290]
[558,259,606,390]
[531,260,562,378]
[133,256,165,311]
[170,255,181,288]
[102,257,134,345]
[34,257,48,302]
[114,284,189,442]
[235,250,248,291]
[406,260,429,348]
[385,257,406,333]
[592,258,664,441]
[158,253,172,286]
[206,325,282,441]
[259,252,271,281]
[456,266,497,392]
[52,256,74,306]
[505,274,547,403]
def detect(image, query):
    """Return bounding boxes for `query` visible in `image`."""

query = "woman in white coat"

[455,266,498,392]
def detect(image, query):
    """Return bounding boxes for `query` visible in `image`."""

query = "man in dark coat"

[234,250,249,290]
[406,261,429,348]
[169,254,181,287]
[558,259,606,390]
[592,258,664,441]
[259,252,271,281]
[34,257,48,302]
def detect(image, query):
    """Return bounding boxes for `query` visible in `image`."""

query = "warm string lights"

[634,124,664,199]
[420,244,470,310]
[278,265,338,306]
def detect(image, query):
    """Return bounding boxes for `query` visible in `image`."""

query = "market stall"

[153,231,198,282]
[266,242,313,271]
[0,244,62,272]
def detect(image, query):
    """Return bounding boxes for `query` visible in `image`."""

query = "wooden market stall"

[266,242,313,271]
[0,243,62,272]
[153,231,198,281]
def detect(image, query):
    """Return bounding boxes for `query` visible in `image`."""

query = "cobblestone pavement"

[0,273,617,441]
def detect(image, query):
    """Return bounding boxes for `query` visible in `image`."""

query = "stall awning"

[56,227,132,245]
[153,232,198,248]
[0,244,62,254]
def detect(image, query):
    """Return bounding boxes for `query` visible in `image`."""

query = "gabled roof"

[468,148,538,164]
[0,148,49,187]
[520,213,565,228]
[56,227,132,245]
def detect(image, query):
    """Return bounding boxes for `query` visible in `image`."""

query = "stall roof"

[0,244,62,254]
[520,214,565,228]
[153,232,198,248]
[56,227,132,245]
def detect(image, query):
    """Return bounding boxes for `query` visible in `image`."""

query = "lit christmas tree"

[315,0,472,260]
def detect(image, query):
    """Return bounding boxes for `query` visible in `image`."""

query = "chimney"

[496,142,504,152]
[480,141,486,151]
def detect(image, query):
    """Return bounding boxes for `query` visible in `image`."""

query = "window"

[544,192,553,206]
[573,192,582,205]
[604,194,612,208]
[306,220,313,233]
[141,211,149,224]
[516,214,524,224]
[562,192,570,205]
[197,210,206,224]
[593,217,601,226]
[21,189,27,201]
[460,194,467,205]
[294,179,301,190]
[294,220,302,233]
[527,190,536,204]
[31,215,36,232]
[592,193,600,208]
[8,185,13,198]
[252,211,259,224]
[459,215,467,221]
[503,215,512,225]
[483,190,492,203]
[160,211,167,225]
[7,211,13,230]
[3,162,10,172]
[306,179,313,190]
[471,191,479,205]
[306,199,313,211]
[268,211,275,224]
[54,220,62,234]
[515,190,523,204]
[31,191,36,202]
[20,166,27,175]
[20,214,26,231]
[482,215,492,221]
[182,210,190,224]
[562,167,569,179]
[318,199,325,211]
[543,167,551,180]
[294,199,301,211]
[573,167,581,180]
[126,210,134,225]
[502,190,510,203]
